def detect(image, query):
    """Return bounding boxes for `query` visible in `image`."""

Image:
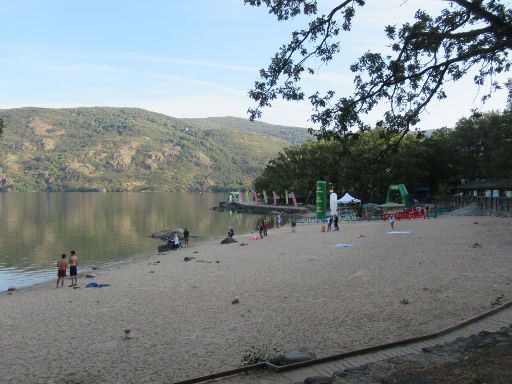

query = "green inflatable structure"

[386,184,410,209]
[315,181,327,219]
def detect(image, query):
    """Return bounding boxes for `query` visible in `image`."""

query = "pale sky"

[0,0,509,130]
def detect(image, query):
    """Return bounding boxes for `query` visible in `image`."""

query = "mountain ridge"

[0,107,310,192]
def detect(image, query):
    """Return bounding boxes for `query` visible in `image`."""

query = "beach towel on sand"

[85,282,111,288]
[332,243,352,249]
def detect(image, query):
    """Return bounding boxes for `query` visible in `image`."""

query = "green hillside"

[0,107,310,192]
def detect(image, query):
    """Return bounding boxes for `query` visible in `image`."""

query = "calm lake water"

[0,192,272,291]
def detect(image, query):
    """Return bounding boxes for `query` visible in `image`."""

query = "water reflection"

[0,192,269,290]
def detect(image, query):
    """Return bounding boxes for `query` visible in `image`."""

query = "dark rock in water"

[151,229,185,241]
[303,376,333,384]
[400,298,409,304]
[232,298,240,304]
[270,347,317,366]
[221,236,237,244]
[7,286,16,292]
[150,229,173,239]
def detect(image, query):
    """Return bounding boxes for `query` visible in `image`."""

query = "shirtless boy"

[69,250,78,287]
[56,254,68,288]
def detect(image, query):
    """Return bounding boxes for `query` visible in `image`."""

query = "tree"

[254,140,340,201]
[245,0,512,139]
[507,78,512,110]
[255,128,434,202]
[423,128,459,193]
[451,111,512,180]
[0,118,3,136]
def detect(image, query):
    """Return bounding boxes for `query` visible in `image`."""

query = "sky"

[0,0,510,130]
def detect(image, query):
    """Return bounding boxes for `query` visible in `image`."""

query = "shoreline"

[2,228,255,293]
[2,215,511,383]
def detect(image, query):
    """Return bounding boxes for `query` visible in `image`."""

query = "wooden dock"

[215,201,311,214]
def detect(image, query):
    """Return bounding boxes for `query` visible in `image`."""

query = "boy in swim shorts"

[56,254,68,288]
[69,250,78,287]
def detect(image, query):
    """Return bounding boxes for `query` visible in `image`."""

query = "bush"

[240,345,280,367]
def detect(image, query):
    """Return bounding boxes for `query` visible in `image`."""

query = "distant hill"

[186,116,309,144]
[0,107,310,192]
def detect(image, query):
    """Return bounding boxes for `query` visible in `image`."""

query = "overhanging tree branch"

[246,0,512,139]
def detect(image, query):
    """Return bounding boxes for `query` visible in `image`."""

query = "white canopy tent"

[339,192,361,204]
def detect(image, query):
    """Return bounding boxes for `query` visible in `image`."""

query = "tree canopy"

[254,110,512,202]
[245,0,512,139]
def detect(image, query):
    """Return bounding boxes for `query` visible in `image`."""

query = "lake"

[0,192,272,291]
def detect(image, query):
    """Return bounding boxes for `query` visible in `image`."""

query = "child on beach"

[275,214,281,228]
[258,223,264,239]
[389,214,396,230]
[173,233,182,248]
[56,254,68,288]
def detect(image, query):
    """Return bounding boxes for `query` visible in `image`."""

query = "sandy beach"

[1,215,511,383]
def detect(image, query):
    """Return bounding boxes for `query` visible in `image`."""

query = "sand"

[1,215,511,383]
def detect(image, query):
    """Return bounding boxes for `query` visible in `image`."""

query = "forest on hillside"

[0,107,309,192]
[255,110,512,203]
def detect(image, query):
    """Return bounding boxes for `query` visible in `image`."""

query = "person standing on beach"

[173,233,182,249]
[56,254,68,288]
[183,228,189,246]
[258,223,264,239]
[333,215,340,231]
[263,219,268,236]
[291,219,297,232]
[389,214,396,230]
[69,250,78,287]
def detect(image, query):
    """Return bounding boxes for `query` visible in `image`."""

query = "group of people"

[56,250,78,288]
[256,214,297,238]
[327,212,397,231]
[166,228,190,249]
